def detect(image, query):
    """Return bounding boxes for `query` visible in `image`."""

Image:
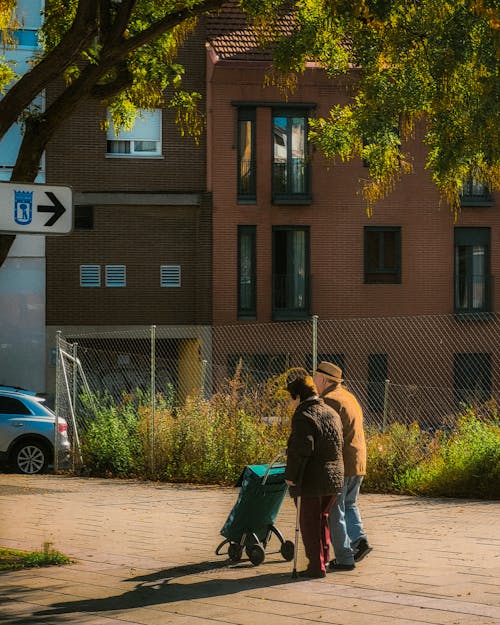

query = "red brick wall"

[208,62,500,325]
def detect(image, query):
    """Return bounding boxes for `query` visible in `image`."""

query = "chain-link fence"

[55,313,500,473]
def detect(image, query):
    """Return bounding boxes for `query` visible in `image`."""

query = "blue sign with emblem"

[14,190,33,226]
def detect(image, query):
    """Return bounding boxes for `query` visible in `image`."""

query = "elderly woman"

[284,368,344,578]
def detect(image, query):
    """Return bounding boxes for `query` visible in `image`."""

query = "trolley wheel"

[280,540,295,562]
[228,543,243,562]
[246,544,265,566]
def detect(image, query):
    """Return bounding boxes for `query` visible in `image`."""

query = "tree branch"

[0,0,100,142]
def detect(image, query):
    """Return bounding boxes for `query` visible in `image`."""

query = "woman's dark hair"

[286,369,317,402]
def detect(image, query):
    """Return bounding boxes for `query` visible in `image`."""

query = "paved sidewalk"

[0,474,499,625]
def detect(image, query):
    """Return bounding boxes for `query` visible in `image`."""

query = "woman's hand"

[285,479,296,486]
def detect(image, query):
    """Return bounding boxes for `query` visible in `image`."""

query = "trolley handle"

[262,450,286,485]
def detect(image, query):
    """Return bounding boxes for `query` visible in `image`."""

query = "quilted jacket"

[284,396,344,498]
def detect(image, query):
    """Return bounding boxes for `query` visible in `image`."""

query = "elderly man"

[313,361,372,570]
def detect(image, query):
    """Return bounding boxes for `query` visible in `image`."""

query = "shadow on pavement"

[3,562,297,625]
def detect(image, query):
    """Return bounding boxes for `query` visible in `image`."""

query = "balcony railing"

[460,181,493,207]
[273,159,308,197]
[238,159,256,198]
[272,272,310,319]
[454,273,493,313]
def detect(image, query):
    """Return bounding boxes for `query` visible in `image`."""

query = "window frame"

[237,108,257,203]
[237,225,257,318]
[272,225,310,320]
[272,108,311,204]
[454,227,491,314]
[106,109,162,158]
[364,226,402,284]
[453,352,492,406]
[460,177,493,207]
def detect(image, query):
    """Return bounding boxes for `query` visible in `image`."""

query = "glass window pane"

[238,227,256,315]
[273,117,288,193]
[107,140,130,154]
[134,140,157,152]
[383,231,396,268]
[238,119,255,196]
[366,231,379,270]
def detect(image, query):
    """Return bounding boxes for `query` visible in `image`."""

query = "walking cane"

[291,459,307,579]
[291,492,302,579]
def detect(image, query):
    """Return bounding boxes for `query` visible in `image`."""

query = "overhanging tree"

[0,0,226,264]
[265,0,500,215]
[1,0,499,267]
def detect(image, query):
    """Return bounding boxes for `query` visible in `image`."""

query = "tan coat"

[322,384,366,476]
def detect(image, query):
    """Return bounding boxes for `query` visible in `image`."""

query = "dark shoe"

[329,559,355,571]
[298,569,326,579]
[353,538,373,562]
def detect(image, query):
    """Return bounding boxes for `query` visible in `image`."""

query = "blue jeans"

[329,475,367,565]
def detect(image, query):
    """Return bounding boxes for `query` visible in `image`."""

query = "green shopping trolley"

[215,455,295,566]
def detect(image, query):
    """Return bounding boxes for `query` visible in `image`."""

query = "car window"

[0,396,32,415]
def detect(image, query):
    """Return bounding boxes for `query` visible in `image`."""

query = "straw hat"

[315,361,343,383]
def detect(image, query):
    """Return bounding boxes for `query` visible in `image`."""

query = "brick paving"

[0,474,499,625]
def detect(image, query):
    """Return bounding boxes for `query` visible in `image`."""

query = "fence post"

[382,378,390,432]
[72,342,78,471]
[200,359,208,398]
[150,324,156,477]
[312,315,319,373]
[54,331,61,472]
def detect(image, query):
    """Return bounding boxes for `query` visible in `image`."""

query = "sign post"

[0,182,73,234]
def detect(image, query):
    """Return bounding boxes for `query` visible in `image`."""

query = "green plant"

[80,391,145,477]
[0,543,71,571]
[398,411,500,498]
[364,422,431,493]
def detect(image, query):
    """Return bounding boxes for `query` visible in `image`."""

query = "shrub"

[364,422,431,493]
[398,410,500,499]
[80,392,146,476]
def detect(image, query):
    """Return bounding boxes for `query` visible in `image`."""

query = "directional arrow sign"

[0,182,73,234]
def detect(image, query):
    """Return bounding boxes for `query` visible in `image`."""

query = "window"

[272,226,310,319]
[460,178,493,207]
[454,228,491,313]
[105,265,126,287]
[368,353,388,413]
[453,352,491,406]
[0,396,31,415]
[80,265,100,287]
[106,109,162,157]
[74,205,94,230]
[160,265,181,287]
[238,226,256,318]
[364,226,401,284]
[272,109,310,203]
[13,0,42,48]
[237,108,256,202]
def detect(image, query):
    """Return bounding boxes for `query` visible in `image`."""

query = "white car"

[0,387,71,474]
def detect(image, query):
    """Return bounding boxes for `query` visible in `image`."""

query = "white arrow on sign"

[0,182,73,234]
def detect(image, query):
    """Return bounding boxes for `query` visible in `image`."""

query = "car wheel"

[12,440,50,475]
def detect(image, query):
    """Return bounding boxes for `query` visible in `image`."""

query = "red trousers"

[297,495,336,573]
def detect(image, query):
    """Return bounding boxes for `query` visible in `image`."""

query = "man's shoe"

[329,559,355,571]
[353,538,373,562]
[298,569,326,579]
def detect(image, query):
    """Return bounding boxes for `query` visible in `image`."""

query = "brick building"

[34,3,500,408]
[205,4,499,411]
